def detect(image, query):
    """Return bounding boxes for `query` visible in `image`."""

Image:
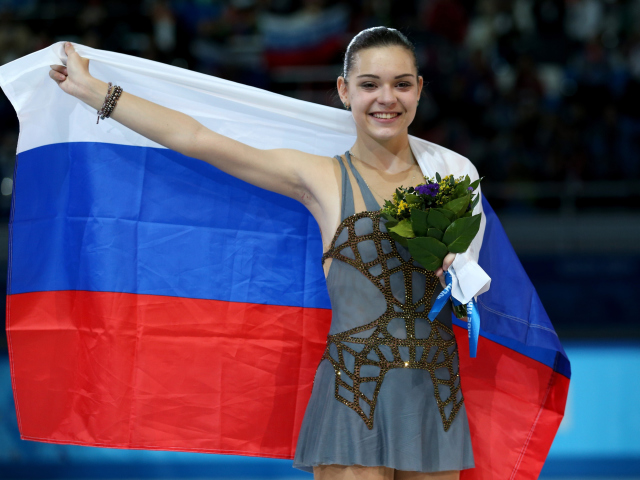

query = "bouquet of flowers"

[381,173,482,271]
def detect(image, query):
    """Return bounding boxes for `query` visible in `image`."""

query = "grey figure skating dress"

[293,152,475,473]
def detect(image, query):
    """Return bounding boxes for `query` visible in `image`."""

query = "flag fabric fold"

[0,43,569,480]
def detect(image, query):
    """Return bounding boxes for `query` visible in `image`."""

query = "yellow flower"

[398,200,408,213]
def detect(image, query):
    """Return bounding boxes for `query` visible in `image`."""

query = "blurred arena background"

[0,0,639,478]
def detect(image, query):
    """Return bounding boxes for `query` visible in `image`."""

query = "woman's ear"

[337,76,348,105]
[417,75,424,99]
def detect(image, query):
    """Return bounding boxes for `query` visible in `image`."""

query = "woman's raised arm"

[49,42,329,205]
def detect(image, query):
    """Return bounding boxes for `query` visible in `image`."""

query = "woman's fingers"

[48,69,64,83]
[48,43,73,86]
[435,266,446,288]
[49,65,67,82]
[442,252,456,272]
[50,65,67,74]
[436,253,457,288]
[64,41,90,74]
[64,41,76,58]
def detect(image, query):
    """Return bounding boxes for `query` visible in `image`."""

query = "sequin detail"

[321,211,464,431]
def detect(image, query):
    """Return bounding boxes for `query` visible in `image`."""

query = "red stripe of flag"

[8,290,568,478]
[7,290,330,457]
[454,325,569,479]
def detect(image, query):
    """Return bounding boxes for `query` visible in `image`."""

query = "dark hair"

[343,27,419,81]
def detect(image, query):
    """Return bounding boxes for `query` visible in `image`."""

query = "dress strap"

[334,154,355,221]
[344,151,380,212]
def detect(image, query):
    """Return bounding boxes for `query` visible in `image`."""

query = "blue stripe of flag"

[10,142,329,309]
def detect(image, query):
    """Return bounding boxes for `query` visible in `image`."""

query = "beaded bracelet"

[102,85,122,119]
[96,84,123,124]
[96,82,112,124]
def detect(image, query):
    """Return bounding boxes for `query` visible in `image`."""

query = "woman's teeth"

[372,113,399,119]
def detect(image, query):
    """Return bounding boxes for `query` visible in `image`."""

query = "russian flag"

[260,5,349,67]
[0,43,569,479]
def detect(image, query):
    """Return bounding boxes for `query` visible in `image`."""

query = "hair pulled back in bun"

[342,27,419,82]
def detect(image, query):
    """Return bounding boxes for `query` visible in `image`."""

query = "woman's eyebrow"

[356,74,414,79]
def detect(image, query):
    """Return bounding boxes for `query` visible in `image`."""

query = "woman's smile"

[369,111,402,122]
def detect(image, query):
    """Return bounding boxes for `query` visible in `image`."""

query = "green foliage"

[388,219,415,238]
[442,215,481,253]
[443,194,470,217]
[407,237,449,271]
[427,209,451,231]
[427,228,444,241]
[376,171,484,271]
[410,209,429,237]
[433,208,455,222]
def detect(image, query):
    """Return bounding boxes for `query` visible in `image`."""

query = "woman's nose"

[378,85,397,105]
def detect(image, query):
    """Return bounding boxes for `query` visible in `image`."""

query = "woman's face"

[338,46,423,145]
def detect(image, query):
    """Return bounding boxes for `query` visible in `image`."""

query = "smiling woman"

[45,26,491,480]
[291,28,474,480]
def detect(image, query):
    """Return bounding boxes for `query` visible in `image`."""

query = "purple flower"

[467,186,473,191]
[416,183,439,197]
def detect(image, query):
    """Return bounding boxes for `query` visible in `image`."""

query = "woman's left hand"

[435,253,456,288]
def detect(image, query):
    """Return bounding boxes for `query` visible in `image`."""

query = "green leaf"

[388,218,415,239]
[407,237,449,271]
[462,211,472,218]
[436,172,441,182]
[469,193,480,212]
[381,212,399,229]
[385,219,399,229]
[433,208,455,222]
[469,176,483,190]
[410,209,429,236]
[443,194,470,217]
[405,193,422,204]
[454,176,471,195]
[442,215,481,253]
[426,208,450,231]
[389,231,408,248]
[427,228,444,241]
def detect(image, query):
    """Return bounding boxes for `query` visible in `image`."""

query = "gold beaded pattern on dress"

[321,211,463,431]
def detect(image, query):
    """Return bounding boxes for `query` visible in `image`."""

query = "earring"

[344,103,351,111]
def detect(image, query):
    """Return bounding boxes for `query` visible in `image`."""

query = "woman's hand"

[49,42,92,99]
[435,252,456,288]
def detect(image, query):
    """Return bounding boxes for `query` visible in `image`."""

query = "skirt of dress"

[293,358,475,473]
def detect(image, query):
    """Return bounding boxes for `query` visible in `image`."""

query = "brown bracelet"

[96,82,112,124]
[103,86,122,119]
[96,84,123,124]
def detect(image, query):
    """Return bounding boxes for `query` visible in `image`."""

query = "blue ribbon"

[427,271,453,321]
[426,270,480,358]
[462,298,480,358]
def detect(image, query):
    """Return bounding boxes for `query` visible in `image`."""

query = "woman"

[50,27,479,480]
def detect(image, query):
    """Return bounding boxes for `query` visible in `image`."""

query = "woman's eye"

[397,82,412,88]
[361,83,376,89]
